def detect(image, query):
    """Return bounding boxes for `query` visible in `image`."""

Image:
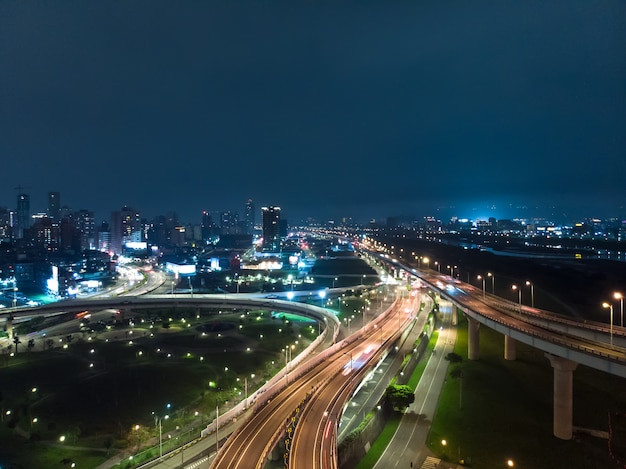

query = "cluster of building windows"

[0,191,294,298]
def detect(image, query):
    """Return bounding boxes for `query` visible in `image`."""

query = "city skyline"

[1,2,625,224]
[2,187,626,229]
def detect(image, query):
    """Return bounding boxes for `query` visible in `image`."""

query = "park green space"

[0,307,316,468]
[427,315,626,469]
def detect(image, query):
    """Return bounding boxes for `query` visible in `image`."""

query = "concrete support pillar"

[452,305,459,326]
[467,316,480,360]
[504,335,516,361]
[545,353,579,440]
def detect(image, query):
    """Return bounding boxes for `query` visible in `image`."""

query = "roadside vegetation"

[427,314,626,468]
[0,307,314,468]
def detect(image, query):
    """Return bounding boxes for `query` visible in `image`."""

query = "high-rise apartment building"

[201,211,213,240]
[97,221,111,252]
[261,206,281,252]
[48,191,61,221]
[110,206,141,254]
[75,209,95,251]
[32,216,59,251]
[16,193,30,239]
[0,207,11,241]
[245,198,255,234]
[220,211,240,234]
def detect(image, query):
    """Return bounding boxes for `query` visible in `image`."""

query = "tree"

[66,424,82,444]
[45,338,54,351]
[103,436,113,455]
[27,338,35,353]
[386,384,415,411]
[445,352,463,364]
[13,335,21,354]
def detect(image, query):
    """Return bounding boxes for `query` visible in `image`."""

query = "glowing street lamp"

[511,285,521,305]
[318,290,327,307]
[344,317,352,335]
[477,275,485,297]
[487,272,495,294]
[602,302,614,346]
[526,280,534,308]
[614,292,624,327]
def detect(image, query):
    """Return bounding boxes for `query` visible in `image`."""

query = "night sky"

[1,1,624,224]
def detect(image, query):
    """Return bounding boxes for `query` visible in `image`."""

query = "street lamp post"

[602,302,614,346]
[477,275,485,297]
[526,280,534,308]
[614,292,624,327]
[511,285,521,305]
[159,419,162,458]
[487,272,495,294]
[152,412,165,459]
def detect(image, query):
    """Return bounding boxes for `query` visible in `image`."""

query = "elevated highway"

[372,252,626,439]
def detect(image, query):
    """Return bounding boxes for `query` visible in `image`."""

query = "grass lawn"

[353,413,402,469]
[427,315,626,469]
[0,308,306,468]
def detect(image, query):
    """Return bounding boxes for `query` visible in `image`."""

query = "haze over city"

[1,1,624,224]
[3,3,626,469]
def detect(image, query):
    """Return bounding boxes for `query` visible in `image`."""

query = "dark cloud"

[1,1,624,223]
